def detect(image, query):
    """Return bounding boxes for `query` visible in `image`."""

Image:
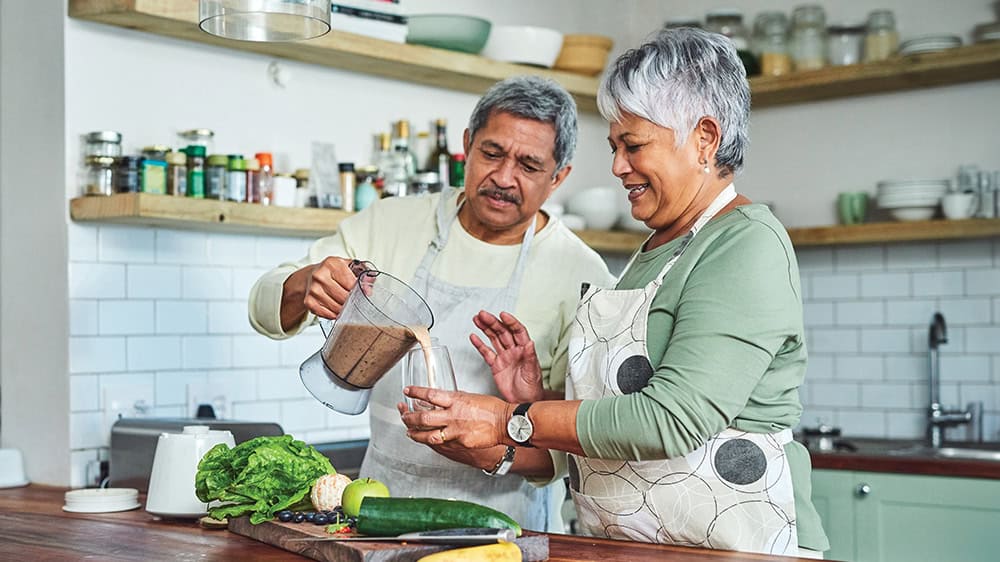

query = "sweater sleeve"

[576,221,802,460]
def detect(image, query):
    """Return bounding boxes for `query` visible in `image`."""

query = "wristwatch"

[483,445,516,477]
[506,403,535,447]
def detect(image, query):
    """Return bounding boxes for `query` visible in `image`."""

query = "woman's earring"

[701,160,710,174]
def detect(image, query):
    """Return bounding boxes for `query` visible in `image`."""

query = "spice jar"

[828,24,865,66]
[205,154,228,200]
[450,153,465,188]
[755,12,792,77]
[84,131,123,158]
[246,157,261,203]
[863,10,899,63]
[256,152,274,205]
[790,4,828,71]
[185,145,206,198]
[177,129,215,155]
[83,156,116,196]
[165,151,187,196]
[226,155,247,202]
[705,9,760,76]
[116,156,141,193]
[339,162,356,213]
[140,157,167,194]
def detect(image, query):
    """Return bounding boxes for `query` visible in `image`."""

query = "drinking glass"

[403,343,457,411]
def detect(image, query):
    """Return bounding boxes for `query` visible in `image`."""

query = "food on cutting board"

[416,542,522,562]
[194,435,335,524]
[341,477,391,517]
[311,473,353,512]
[354,497,522,537]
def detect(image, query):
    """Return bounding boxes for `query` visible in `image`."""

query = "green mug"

[838,192,869,225]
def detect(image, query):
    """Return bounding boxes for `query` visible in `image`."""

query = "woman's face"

[608,112,706,231]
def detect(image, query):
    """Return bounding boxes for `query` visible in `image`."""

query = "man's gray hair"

[467,75,578,174]
[597,27,751,176]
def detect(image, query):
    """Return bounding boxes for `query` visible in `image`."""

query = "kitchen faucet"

[927,312,982,448]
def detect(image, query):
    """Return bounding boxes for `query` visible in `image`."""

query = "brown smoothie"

[321,323,418,388]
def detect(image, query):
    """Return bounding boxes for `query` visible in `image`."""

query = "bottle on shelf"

[426,118,451,187]
[383,119,417,197]
[256,152,274,205]
[185,145,206,198]
[450,153,465,188]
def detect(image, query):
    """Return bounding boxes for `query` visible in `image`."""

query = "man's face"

[461,111,570,238]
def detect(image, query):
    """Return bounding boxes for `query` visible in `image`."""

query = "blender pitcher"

[300,268,434,414]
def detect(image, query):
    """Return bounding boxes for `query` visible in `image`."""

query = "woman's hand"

[470,311,545,403]
[396,401,511,471]
[400,386,512,450]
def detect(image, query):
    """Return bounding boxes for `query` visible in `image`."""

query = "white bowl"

[481,25,564,68]
[566,187,621,230]
[560,213,586,231]
[890,206,938,221]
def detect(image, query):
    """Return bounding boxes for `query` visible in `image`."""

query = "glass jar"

[828,24,865,66]
[116,156,140,193]
[752,11,786,55]
[84,131,123,158]
[165,151,187,196]
[790,4,828,71]
[246,157,260,203]
[205,154,229,200]
[139,157,167,194]
[141,145,170,162]
[705,9,760,76]
[409,171,440,196]
[83,156,116,196]
[185,145,206,198]
[256,152,274,205]
[663,17,701,29]
[450,153,465,188]
[755,13,792,77]
[863,10,899,63]
[177,128,215,155]
[226,155,247,202]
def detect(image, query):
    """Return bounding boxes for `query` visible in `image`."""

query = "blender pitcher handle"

[319,259,377,338]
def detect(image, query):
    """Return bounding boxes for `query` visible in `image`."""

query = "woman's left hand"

[399,386,511,449]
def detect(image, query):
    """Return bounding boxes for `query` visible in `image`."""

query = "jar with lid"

[140,157,167,194]
[116,156,141,193]
[339,162,356,213]
[663,17,701,29]
[246,158,260,203]
[449,153,465,188]
[704,9,760,76]
[82,156,116,196]
[226,155,247,202]
[828,23,865,66]
[790,4,828,71]
[863,10,899,63]
[185,145,206,198]
[409,171,440,196]
[754,12,792,77]
[84,131,123,158]
[165,151,187,196]
[255,152,274,205]
[205,154,228,200]
[177,129,215,155]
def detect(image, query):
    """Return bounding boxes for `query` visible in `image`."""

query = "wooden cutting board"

[228,517,549,562]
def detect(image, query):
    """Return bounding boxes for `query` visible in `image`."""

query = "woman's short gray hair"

[468,75,578,174]
[597,27,751,176]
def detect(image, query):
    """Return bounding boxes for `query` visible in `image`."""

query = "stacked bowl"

[877,179,949,221]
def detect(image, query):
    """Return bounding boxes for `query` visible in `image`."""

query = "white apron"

[361,189,556,531]
[566,185,799,555]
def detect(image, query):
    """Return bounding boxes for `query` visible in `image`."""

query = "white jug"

[145,425,234,518]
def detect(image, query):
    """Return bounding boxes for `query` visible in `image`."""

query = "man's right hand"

[470,310,546,403]
[280,256,360,332]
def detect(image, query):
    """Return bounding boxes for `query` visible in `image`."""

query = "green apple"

[341,477,390,517]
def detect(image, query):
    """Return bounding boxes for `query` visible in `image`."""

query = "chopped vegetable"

[194,435,335,524]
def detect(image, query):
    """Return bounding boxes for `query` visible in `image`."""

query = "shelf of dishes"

[69,193,1000,251]
[68,0,1000,112]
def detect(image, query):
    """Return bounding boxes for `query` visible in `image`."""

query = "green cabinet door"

[854,472,1000,562]
[811,469,857,561]
[812,469,1000,562]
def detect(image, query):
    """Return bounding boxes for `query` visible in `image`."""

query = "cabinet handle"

[855,483,872,497]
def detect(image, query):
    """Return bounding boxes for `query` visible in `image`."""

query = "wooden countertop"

[0,485,814,561]
[806,438,1000,479]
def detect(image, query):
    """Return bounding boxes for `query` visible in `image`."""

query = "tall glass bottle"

[426,118,451,187]
[383,120,416,197]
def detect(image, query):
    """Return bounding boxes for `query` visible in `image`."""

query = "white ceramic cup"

[941,192,978,220]
[145,425,235,518]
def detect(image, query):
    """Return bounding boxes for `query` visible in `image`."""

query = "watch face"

[507,415,533,443]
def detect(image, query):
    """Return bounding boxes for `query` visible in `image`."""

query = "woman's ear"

[695,116,722,162]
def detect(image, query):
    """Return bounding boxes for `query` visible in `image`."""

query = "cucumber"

[355,497,522,537]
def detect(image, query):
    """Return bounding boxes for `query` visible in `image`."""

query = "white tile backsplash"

[68,230,1000,450]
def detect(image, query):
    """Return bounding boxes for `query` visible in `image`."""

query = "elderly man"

[249,75,613,531]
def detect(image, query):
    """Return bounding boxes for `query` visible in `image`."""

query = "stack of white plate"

[899,35,962,55]
[877,179,949,221]
[63,488,140,513]
[974,22,1000,43]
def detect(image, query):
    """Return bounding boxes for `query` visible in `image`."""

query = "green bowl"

[406,14,492,54]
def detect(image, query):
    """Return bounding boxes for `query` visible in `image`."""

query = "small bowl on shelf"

[566,186,621,230]
[481,25,564,67]
[889,206,938,222]
[406,14,492,54]
[553,34,614,76]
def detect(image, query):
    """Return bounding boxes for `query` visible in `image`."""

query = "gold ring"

[438,429,447,442]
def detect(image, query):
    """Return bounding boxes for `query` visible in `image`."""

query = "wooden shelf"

[70,193,348,238]
[70,194,1000,250]
[69,1,1000,112]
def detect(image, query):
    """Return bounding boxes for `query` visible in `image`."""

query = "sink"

[888,444,1000,462]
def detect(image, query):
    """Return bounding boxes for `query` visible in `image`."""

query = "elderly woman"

[400,28,828,558]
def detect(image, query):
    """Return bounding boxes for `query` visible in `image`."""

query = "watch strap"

[483,445,516,477]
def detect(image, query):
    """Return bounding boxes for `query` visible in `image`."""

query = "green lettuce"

[195,435,335,524]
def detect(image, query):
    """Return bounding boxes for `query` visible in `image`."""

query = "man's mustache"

[477,186,521,205]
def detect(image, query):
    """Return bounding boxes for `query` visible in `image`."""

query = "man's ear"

[550,164,572,194]
[463,128,471,156]
[695,116,722,163]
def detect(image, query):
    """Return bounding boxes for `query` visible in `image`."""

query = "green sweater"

[576,204,829,551]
